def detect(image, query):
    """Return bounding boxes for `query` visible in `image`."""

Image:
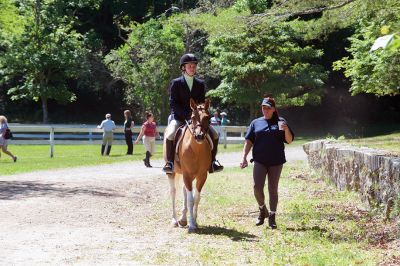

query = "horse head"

[189,98,210,142]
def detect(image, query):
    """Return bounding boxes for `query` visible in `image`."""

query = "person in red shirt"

[135,111,160,167]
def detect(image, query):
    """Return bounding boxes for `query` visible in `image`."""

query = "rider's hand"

[240,158,248,169]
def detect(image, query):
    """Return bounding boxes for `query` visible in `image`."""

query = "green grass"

[154,162,398,265]
[0,144,153,175]
[0,138,309,176]
[342,131,400,155]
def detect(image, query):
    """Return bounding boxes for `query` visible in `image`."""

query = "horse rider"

[163,53,224,174]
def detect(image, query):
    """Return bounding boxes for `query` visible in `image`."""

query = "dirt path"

[0,147,306,265]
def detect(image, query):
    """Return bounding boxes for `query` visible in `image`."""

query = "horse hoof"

[178,220,187,227]
[171,219,178,227]
[188,226,197,233]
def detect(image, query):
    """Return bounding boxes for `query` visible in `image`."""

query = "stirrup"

[162,161,174,173]
[209,160,224,173]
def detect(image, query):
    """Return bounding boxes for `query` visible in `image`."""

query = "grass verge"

[0,138,308,176]
[343,131,400,155]
[147,162,399,265]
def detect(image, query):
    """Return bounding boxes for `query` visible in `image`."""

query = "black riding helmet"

[180,53,198,70]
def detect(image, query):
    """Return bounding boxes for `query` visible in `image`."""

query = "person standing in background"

[135,111,160,167]
[220,112,230,139]
[97,113,116,156]
[124,110,134,155]
[220,112,230,126]
[0,115,17,162]
[210,111,222,138]
[210,111,221,126]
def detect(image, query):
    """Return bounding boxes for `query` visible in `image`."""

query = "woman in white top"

[0,115,17,162]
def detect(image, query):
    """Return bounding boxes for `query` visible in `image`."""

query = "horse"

[163,98,212,232]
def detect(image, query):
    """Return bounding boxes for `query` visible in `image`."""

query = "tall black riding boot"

[162,140,174,173]
[101,145,106,156]
[106,145,112,156]
[143,151,152,167]
[209,138,224,173]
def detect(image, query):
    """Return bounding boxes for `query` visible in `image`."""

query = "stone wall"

[303,140,400,212]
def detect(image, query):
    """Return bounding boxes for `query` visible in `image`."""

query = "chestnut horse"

[163,98,212,232]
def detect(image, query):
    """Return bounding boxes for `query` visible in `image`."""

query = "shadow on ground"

[0,181,123,200]
[195,225,257,242]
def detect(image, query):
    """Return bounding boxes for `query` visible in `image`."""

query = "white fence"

[7,124,248,157]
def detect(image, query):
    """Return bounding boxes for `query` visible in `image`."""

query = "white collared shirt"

[184,74,194,91]
[99,119,116,132]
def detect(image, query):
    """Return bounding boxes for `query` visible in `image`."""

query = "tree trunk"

[41,96,48,124]
[249,103,255,123]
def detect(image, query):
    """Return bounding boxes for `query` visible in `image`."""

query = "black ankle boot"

[101,145,106,156]
[269,213,277,229]
[106,145,112,156]
[256,205,269,226]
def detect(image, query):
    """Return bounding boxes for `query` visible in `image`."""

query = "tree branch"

[251,0,357,23]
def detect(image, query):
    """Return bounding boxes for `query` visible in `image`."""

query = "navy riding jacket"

[169,75,206,122]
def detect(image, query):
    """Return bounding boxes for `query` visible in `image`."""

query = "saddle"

[173,125,186,167]
[173,125,213,167]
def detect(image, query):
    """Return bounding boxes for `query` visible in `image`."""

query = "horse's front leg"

[183,175,196,232]
[193,173,208,225]
[178,184,188,227]
[168,173,178,227]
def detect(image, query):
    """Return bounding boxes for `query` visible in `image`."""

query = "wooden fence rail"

[7,124,248,157]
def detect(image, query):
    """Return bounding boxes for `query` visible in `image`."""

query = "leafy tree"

[1,0,89,123]
[333,0,400,96]
[0,0,25,39]
[247,0,273,14]
[206,21,327,119]
[105,18,185,122]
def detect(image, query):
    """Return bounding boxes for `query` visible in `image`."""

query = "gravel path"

[0,146,306,265]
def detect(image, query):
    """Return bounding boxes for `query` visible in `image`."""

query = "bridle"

[186,106,209,140]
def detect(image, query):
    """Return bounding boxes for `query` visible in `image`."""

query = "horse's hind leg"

[168,173,178,227]
[178,184,188,227]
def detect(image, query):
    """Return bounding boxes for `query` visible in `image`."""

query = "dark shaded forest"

[0,0,399,136]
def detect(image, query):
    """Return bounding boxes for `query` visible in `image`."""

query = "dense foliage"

[0,0,399,125]
[206,21,326,116]
[333,0,400,96]
[105,19,185,120]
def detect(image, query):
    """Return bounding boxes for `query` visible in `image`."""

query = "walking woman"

[240,97,294,229]
[135,111,160,167]
[124,110,134,155]
[0,115,17,162]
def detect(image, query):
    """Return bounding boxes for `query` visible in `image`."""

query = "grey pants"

[253,161,283,212]
[102,131,113,146]
[165,119,219,141]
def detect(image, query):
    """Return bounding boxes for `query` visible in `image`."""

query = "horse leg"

[193,174,207,227]
[168,173,178,227]
[183,176,196,232]
[193,188,200,224]
[178,184,188,227]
